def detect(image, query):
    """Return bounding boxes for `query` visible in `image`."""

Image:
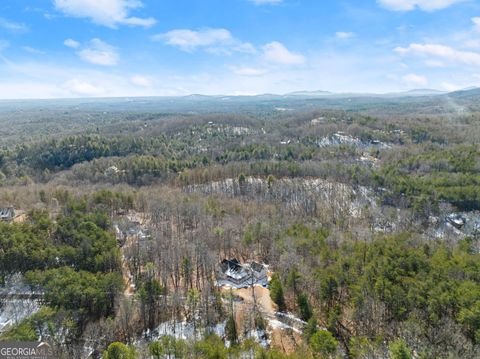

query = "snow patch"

[0,274,41,333]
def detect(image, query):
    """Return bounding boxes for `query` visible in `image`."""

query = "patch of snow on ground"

[264,311,313,335]
[267,319,302,334]
[0,299,40,333]
[276,312,307,326]
[154,320,196,340]
[316,132,390,149]
[146,319,228,342]
[0,274,41,333]
[426,211,480,242]
[247,329,269,348]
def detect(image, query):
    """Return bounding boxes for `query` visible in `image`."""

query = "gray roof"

[0,207,14,219]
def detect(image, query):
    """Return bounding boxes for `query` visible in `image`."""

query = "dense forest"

[0,92,480,358]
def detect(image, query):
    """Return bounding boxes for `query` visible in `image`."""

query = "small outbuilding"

[0,207,15,222]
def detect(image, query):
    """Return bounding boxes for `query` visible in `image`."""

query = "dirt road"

[228,286,303,354]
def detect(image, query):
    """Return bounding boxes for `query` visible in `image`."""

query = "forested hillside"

[0,93,479,358]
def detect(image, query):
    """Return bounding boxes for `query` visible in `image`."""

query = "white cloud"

[130,75,152,87]
[249,0,282,4]
[22,46,46,55]
[231,66,268,76]
[53,0,156,28]
[402,73,428,86]
[44,13,57,20]
[395,43,480,66]
[463,39,480,49]
[262,41,305,66]
[6,37,480,98]
[0,40,10,52]
[0,58,185,99]
[64,38,80,49]
[424,59,445,67]
[0,18,28,33]
[335,32,356,40]
[439,78,480,92]
[63,78,104,96]
[231,42,257,54]
[472,17,480,32]
[378,0,466,11]
[77,38,119,66]
[119,16,156,27]
[440,81,462,92]
[153,28,256,55]
[153,28,233,52]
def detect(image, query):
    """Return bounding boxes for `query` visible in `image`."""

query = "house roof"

[220,259,242,273]
[0,207,14,218]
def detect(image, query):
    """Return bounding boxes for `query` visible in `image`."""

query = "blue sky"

[1,0,480,98]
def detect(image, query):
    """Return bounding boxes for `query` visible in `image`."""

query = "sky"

[1,0,480,98]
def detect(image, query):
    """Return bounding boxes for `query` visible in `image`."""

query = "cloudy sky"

[1,0,480,98]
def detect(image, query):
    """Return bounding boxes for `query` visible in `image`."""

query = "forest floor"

[119,211,150,296]
[12,211,27,223]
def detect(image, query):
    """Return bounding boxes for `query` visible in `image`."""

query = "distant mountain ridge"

[282,88,448,99]
[1,87,480,117]
[1,87,479,102]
